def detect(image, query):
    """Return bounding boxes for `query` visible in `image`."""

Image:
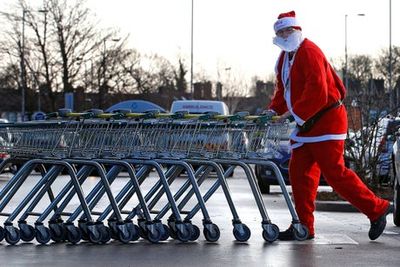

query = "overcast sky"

[1,0,399,82]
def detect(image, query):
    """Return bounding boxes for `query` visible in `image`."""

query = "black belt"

[297,100,343,133]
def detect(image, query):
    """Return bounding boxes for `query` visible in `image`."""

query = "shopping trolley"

[81,112,219,242]
[0,112,139,244]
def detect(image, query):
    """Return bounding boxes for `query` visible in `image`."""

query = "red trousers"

[289,140,389,236]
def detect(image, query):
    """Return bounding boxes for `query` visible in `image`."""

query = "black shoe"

[278,227,295,241]
[368,205,390,240]
[278,226,314,241]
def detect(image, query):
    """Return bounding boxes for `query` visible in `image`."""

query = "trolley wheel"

[138,222,148,239]
[175,223,191,242]
[167,220,177,239]
[5,226,20,245]
[118,226,133,244]
[78,220,89,241]
[147,229,161,243]
[293,224,309,241]
[124,221,139,241]
[131,224,140,241]
[233,223,251,242]
[49,223,66,242]
[88,227,101,244]
[35,227,51,245]
[98,224,111,244]
[19,224,36,242]
[203,223,220,242]
[66,225,82,244]
[159,224,170,241]
[189,224,201,241]
[108,220,119,240]
[0,226,4,242]
[262,224,279,243]
[125,221,140,241]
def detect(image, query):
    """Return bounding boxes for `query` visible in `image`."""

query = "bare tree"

[344,54,393,189]
[173,59,188,94]
[46,0,103,94]
[375,46,400,108]
[222,71,251,113]
[119,53,176,95]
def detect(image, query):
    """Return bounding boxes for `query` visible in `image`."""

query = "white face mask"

[273,30,304,52]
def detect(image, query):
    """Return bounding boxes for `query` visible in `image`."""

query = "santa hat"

[273,11,302,33]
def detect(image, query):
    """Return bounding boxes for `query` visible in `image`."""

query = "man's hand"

[261,109,277,117]
[276,111,293,122]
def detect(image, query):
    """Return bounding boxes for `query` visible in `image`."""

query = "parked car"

[255,122,293,194]
[106,100,166,113]
[389,121,400,226]
[255,122,327,194]
[0,135,19,174]
[376,118,400,183]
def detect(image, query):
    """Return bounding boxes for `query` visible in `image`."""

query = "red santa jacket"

[269,38,348,144]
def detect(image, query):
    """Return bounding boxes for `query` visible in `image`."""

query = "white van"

[170,100,229,115]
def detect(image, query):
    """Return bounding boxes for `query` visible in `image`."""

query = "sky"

[1,0,399,82]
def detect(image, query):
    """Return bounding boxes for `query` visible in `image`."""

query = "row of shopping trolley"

[0,108,309,245]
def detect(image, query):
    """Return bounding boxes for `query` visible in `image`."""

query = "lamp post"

[100,37,120,107]
[344,13,365,90]
[101,37,120,84]
[20,9,26,121]
[190,0,194,99]
[37,8,48,111]
[389,0,394,108]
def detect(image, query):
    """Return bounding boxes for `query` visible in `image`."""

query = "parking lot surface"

[0,168,399,267]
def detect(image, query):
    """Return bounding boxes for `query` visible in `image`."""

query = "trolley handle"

[97,113,126,120]
[45,112,59,119]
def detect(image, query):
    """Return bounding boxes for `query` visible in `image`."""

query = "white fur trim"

[281,52,305,126]
[291,112,305,126]
[290,128,347,143]
[290,142,304,149]
[274,17,299,33]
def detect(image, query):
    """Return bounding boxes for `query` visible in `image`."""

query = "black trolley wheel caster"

[233,223,251,242]
[189,224,200,241]
[203,223,220,242]
[66,225,82,244]
[97,224,111,244]
[125,221,140,241]
[293,224,309,241]
[5,226,20,245]
[262,224,279,243]
[175,223,191,242]
[35,227,51,244]
[159,224,170,241]
[146,224,161,243]
[19,223,36,242]
[118,224,133,244]
[0,226,5,242]
[49,222,66,243]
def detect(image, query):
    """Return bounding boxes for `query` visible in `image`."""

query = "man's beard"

[273,31,304,52]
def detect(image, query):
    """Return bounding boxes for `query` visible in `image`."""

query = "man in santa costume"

[268,10,390,240]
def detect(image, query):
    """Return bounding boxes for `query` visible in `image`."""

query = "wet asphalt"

[0,168,399,267]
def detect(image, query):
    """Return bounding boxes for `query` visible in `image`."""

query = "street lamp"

[37,8,48,111]
[101,37,120,83]
[190,0,194,99]
[344,13,365,90]
[388,0,394,108]
[20,9,27,121]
